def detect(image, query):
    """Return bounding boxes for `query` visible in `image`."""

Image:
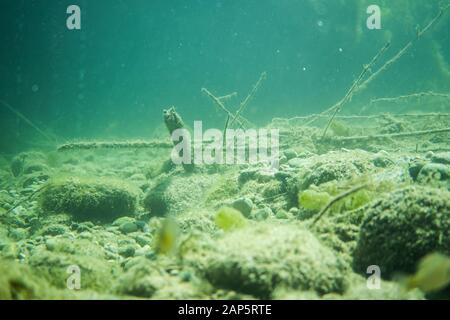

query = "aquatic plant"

[153,217,180,255]
[214,206,247,231]
[402,252,450,294]
[298,189,331,212]
[330,121,351,137]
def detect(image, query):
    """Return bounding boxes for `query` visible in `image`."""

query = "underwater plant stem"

[229,71,267,128]
[0,99,55,144]
[311,184,367,226]
[370,92,450,104]
[57,140,173,151]
[217,92,237,101]
[223,115,230,147]
[324,127,449,143]
[321,42,391,137]
[359,4,450,91]
[2,184,48,218]
[273,113,450,128]
[314,5,449,134]
[201,88,246,129]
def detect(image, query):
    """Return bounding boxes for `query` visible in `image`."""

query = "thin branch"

[201,87,246,129]
[369,91,450,104]
[358,4,450,91]
[322,127,449,143]
[217,92,237,101]
[311,184,367,226]
[0,99,56,143]
[311,5,449,134]
[58,140,173,151]
[272,112,450,125]
[229,71,267,127]
[321,42,391,137]
[2,184,48,218]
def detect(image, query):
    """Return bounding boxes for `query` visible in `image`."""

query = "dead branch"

[201,87,246,129]
[57,140,173,151]
[321,127,449,143]
[229,71,267,127]
[311,184,368,226]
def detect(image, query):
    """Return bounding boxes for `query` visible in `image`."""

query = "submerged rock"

[10,152,47,177]
[417,163,450,184]
[115,257,199,299]
[39,177,140,221]
[354,186,450,278]
[189,223,348,298]
[431,152,450,165]
[143,173,217,216]
[231,197,253,218]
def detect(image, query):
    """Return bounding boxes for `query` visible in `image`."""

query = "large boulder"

[40,176,140,221]
[187,222,348,298]
[353,186,450,278]
[143,173,217,216]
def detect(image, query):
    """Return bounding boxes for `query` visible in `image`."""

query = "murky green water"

[0,1,449,300]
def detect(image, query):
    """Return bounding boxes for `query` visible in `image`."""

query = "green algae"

[39,176,140,221]
[214,206,248,231]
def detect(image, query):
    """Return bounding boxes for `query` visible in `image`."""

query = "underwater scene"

[0,0,449,301]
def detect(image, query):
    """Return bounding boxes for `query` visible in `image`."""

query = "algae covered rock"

[417,163,449,187]
[230,197,253,218]
[40,176,140,221]
[10,151,48,177]
[189,222,348,298]
[115,257,199,299]
[28,237,119,292]
[302,160,366,189]
[0,258,65,299]
[144,173,217,216]
[354,186,450,278]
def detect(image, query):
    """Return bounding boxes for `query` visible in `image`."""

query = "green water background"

[0,0,449,153]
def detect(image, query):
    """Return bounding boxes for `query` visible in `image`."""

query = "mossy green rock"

[40,177,140,221]
[115,257,199,299]
[143,173,217,216]
[28,238,119,292]
[191,223,348,298]
[354,186,450,278]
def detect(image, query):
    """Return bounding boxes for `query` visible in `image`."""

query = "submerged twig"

[369,91,450,104]
[320,42,391,137]
[201,88,246,129]
[313,5,449,136]
[272,112,450,125]
[57,140,173,151]
[322,127,449,143]
[217,92,238,101]
[2,184,48,218]
[0,99,56,143]
[229,71,267,128]
[358,4,450,90]
[311,184,367,226]
[202,72,266,130]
